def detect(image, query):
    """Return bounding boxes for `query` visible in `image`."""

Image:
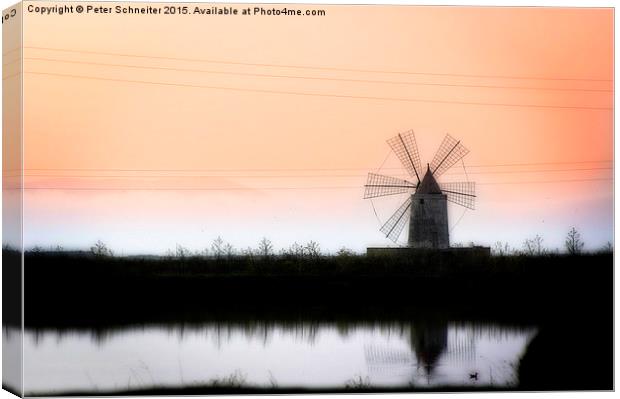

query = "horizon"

[13,228,612,256]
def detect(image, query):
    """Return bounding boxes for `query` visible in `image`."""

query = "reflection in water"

[365,321,530,387]
[18,321,536,395]
[410,321,448,376]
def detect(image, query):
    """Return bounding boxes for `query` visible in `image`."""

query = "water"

[14,321,537,395]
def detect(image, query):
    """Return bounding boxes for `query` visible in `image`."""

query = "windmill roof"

[416,166,442,194]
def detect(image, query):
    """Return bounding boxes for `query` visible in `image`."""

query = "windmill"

[364,130,475,249]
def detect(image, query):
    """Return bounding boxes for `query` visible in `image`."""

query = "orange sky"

[7,2,614,253]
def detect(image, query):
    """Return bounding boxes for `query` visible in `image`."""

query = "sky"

[4,2,613,254]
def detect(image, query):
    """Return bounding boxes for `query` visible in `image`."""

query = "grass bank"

[10,250,611,329]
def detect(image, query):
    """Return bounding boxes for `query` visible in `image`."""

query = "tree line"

[492,227,612,256]
[22,227,611,258]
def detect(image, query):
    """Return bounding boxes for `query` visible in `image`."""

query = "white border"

[0,1,616,399]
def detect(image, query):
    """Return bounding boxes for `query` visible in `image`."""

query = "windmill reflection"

[409,320,448,377]
[364,320,478,384]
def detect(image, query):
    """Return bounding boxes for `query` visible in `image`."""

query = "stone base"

[366,246,491,258]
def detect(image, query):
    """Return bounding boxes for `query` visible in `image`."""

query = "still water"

[16,321,536,395]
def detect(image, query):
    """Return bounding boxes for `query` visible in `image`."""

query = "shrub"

[90,240,113,257]
[522,235,545,256]
[565,227,584,255]
[258,237,274,257]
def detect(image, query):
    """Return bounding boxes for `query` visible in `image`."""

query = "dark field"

[4,249,614,393]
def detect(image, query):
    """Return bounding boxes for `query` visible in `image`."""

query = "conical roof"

[416,165,442,194]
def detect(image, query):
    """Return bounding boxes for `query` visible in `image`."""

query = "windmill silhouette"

[364,130,475,248]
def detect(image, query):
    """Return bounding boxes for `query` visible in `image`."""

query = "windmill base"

[366,246,491,258]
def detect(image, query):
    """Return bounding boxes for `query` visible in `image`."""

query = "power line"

[17,177,613,191]
[455,160,613,168]
[16,167,614,179]
[25,46,613,82]
[17,160,613,173]
[2,71,22,81]
[383,166,613,176]
[3,58,21,68]
[23,56,613,93]
[2,47,21,56]
[480,177,612,185]
[24,71,614,111]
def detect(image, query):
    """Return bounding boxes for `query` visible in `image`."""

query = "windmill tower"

[364,130,475,249]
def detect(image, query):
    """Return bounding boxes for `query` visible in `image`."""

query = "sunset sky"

[6,2,613,253]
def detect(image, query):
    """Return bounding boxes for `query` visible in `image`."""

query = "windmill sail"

[364,173,417,199]
[366,130,474,246]
[380,196,412,242]
[387,130,423,183]
[429,134,470,178]
[440,182,476,210]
